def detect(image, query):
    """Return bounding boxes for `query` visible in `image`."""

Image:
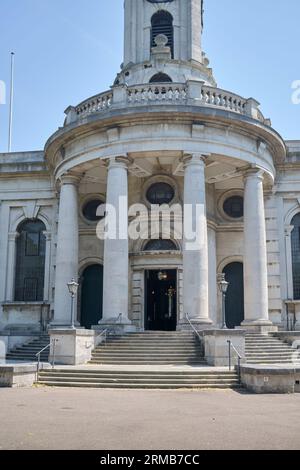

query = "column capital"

[243,166,265,181]
[105,155,133,170]
[59,173,82,187]
[182,153,209,168]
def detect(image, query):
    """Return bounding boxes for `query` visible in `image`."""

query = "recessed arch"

[151,10,174,58]
[222,262,244,329]
[14,219,47,302]
[80,264,103,329]
[149,73,172,83]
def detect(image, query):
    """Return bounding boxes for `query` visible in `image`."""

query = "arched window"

[144,239,178,251]
[291,213,300,299]
[14,220,46,301]
[151,11,174,58]
[149,73,172,83]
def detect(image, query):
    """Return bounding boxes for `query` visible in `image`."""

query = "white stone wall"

[0,157,56,331]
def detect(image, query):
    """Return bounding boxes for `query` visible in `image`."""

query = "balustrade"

[67,82,266,125]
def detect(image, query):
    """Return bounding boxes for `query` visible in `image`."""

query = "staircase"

[245,333,300,365]
[6,335,50,362]
[90,331,206,365]
[38,368,241,389]
[36,331,240,389]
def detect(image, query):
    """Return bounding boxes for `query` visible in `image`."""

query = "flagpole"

[8,52,15,153]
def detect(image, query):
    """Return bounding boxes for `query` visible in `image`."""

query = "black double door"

[223,262,244,329]
[80,264,103,329]
[145,270,177,331]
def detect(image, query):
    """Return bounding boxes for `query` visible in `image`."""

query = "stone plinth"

[241,365,300,394]
[201,329,246,367]
[0,364,50,388]
[49,329,95,365]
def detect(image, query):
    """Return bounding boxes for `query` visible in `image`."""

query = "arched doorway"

[222,262,244,329]
[80,264,103,329]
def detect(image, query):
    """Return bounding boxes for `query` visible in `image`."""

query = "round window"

[146,182,175,205]
[223,196,244,219]
[82,199,104,222]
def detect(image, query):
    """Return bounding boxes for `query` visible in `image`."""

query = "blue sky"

[0,0,299,153]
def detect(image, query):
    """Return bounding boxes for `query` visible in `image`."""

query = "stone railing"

[127,83,187,104]
[74,91,113,119]
[200,85,246,114]
[65,81,268,126]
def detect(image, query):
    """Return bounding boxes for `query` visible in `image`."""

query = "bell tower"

[117,0,215,87]
[124,0,204,66]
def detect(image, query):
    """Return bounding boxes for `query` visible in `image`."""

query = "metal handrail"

[36,339,58,376]
[227,340,243,383]
[116,313,123,323]
[185,313,202,342]
[36,343,50,376]
[95,329,108,347]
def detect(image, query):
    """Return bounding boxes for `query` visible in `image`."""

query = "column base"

[295,322,300,332]
[49,322,82,330]
[95,317,136,335]
[178,318,213,332]
[239,320,278,334]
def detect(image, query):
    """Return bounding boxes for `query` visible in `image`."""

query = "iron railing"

[227,340,243,383]
[36,339,58,376]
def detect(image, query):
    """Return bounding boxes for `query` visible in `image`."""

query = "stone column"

[100,157,132,329]
[242,169,272,328]
[182,154,212,329]
[53,174,80,327]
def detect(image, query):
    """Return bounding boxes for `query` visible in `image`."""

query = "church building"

[1,0,300,347]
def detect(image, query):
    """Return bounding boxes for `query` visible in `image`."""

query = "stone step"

[103,340,199,345]
[39,377,239,385]
[246,351,299,356]
[6,353,49,359]
[37,381,241,389]
[247,361,300,365]
[12,345,49,350]
[246,341,288,346]
[94,345,202,350]
[6,334,50,362]
[39,370,237,378]
[92,354,203,361]
[89,361,206,365]
[247,345,290,348]
[247,354,300,361]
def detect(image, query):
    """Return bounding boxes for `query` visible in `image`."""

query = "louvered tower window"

[151,11,174,58]
[291,213,300,299]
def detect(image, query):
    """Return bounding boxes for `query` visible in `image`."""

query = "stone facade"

[0,0,299,337]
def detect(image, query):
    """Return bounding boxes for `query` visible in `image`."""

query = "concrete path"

[0,387,299,450]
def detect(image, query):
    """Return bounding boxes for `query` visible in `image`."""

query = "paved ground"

[0,387,299,450]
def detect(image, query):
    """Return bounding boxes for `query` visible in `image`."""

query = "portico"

[49,144,275,333]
